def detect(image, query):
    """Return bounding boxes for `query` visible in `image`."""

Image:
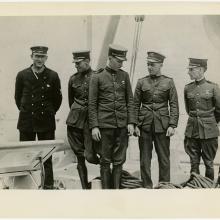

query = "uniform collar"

[106,66,118,74]
[80,67,92,76]
[195,77,206,85]
[149,74,161,79]
[31,64,45,74]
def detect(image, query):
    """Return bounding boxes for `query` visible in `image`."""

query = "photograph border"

[0,1,220,218]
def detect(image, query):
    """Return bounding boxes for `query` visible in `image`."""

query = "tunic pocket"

[202,118,219,138]
[184,117,194,137]
[160,109,170,130]
[142,88,152,100]
[66,108,81,126]
[187,93,195,99]
[201,92,213,109]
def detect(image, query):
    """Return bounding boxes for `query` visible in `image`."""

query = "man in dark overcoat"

[15,46,62,189]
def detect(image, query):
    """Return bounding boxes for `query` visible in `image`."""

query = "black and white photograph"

[1,1,220,218]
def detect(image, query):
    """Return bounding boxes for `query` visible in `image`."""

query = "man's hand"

[134,126,140,137]
[92,127,101,141]
[166,126,175,137]
[127,124,134,136]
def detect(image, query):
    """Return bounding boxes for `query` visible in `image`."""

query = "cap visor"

[187,65,200,69]
[115,56,127,61]
[72,59,84,63]
[33,52,47,56]
[147,58,161,63]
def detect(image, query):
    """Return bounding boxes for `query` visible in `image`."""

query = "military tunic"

[89,66,136,129]
[134,74,179,188]
[66,68,100,164]
[89,66,136,188]
[184,78,220,179]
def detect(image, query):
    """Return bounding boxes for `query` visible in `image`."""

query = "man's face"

[109,56,124,70]
[147,62,162,76]
[31,53,47,68]
[75,59,90,73]
[188,67,203,80]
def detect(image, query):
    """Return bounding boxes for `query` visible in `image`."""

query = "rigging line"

[129,19,138,78]
[132,19,144,85]
[131,21,142,85]
[130,23,139,81]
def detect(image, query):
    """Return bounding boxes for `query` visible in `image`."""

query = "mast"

[96,16,120,69]
[129,15,145,88]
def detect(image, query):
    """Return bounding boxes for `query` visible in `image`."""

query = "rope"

[181,172,216,188]
[120,170,143,189]
[154,182,183,189]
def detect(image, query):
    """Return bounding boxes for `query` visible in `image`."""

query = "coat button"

[32,103,34,106]
[42,95,44,98]
[41,103,44,106]
[32,95,34,98]
[41,112,44,114]
[42,87,44,89]
[32,112,34,115]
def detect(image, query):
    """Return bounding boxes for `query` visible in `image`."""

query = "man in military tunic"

[14,46,62,189]
[89,44,136,189]
[184,58,220,180]
[134,51,179,188]
[66,50,100,189]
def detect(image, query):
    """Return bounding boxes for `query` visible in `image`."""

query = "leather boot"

[190,163,200,175]
[77,157,91,189]
[100,164,111,189]
[112,165,122,189]
[205,167,214,181]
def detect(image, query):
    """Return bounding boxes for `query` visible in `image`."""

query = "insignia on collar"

[47,84,51,88]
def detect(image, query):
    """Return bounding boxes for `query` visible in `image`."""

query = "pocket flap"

[202,117,216,124]
[160,109,169,116]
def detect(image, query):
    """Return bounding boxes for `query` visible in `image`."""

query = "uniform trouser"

[19,130,54,189]
[184,137,218,180]
[67,126,100,189]
[138,129,170,188]
[100,128,128,189]
[67,125,100,164]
